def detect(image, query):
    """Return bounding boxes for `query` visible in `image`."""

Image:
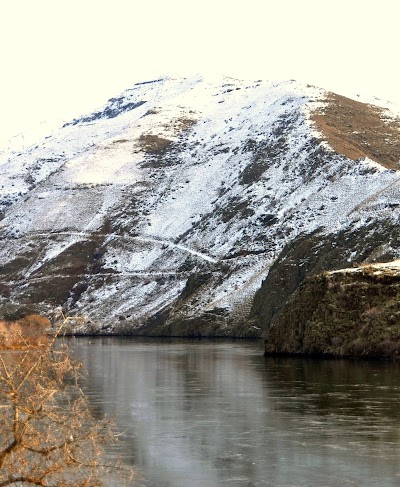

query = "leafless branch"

[0,316,133,486]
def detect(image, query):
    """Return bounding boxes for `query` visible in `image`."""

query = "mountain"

[0,75,399,336]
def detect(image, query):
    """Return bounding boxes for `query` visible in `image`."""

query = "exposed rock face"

[0,75,400,335]
[263,263,400,359]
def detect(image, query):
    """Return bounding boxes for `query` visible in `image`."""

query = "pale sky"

[1,0,399,144]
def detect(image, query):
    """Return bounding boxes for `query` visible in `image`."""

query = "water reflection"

[69,337,400,486]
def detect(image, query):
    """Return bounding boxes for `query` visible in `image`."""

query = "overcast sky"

[1,0,399,143]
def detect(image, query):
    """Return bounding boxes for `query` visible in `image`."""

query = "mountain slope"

[1,75,399,335]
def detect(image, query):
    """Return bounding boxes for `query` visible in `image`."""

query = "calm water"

[69,337,400,486]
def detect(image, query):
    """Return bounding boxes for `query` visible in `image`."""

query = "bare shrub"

[0,321,132,486]
[0,314,51,350]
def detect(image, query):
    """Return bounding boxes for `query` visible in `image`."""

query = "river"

[69,337,400,486]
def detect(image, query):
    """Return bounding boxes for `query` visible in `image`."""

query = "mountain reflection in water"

[69,337,400,487]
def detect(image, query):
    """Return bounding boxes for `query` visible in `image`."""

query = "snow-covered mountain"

[1,75,400,335]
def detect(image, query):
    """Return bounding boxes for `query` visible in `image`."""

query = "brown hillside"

[311,93,400,170]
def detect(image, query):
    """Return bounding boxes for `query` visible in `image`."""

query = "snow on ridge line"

[2,73,397,159]
[0,75,323,168]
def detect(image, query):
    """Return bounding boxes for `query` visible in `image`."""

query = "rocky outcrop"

[263,262,400,359]
[250,219,400,333]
